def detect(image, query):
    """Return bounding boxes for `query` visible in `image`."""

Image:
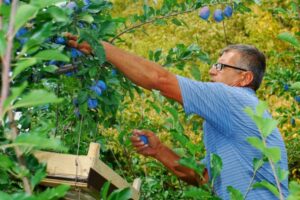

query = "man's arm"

[131,130,208,186]
[65,34,182,103]
[101,42,182,103]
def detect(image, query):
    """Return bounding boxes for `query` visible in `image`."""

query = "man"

[68,36,288,199]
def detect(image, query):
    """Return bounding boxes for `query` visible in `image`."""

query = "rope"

[75,116,84,200]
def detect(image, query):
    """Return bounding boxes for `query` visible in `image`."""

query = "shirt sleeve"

[176,75,233,133]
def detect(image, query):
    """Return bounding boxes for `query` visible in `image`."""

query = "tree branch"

[110,8,196,43]
[8,111,32,194]
[0,0,18,117]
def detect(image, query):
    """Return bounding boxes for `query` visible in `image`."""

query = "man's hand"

[64,32,93,55]
[130,129,162,158]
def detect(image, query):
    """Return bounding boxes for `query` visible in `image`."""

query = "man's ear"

[241,71,254,87]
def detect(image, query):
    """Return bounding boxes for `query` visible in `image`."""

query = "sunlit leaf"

[247,137,264,152]
[263,147,281,163]
[278,32,300,48]
[227,186,244,200]
[276,167,289,182]
[35,185,70,200]
[100,181,111,199]
[253,180,279,197]
[34,50,69,62]
[210,153,222,186]
[253,158,264,171]
[12,90,62,110]
[47,6,69,22]
[108,187,132,200]
[14,4,38,34]
[256,101,268,117]
[183,187,213,199]
[12,58,38,79]
[30,0,65,8]
[14,132,67,152]
[31,168,47,190]
[290,82,300,90]
[260,118,278,138]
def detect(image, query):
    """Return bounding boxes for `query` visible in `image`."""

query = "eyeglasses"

[212,63,248,71]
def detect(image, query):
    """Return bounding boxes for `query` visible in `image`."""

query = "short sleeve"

[176,75,233,132]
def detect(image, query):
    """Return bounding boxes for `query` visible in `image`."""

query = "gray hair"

[220,44,266,91]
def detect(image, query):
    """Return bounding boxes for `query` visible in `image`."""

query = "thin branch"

[0,0,2,29]
[0,0,18,117]
[109,1,234,43]
[110,8,196,43]
[8,111,32,194]
[261,139,284,200]
[222,20,228,45]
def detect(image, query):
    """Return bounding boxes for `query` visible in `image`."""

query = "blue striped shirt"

[177,76,289,199]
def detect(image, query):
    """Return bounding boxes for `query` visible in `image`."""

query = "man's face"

[209,51,248,87]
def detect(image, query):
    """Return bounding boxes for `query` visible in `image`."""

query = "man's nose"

[209,67,217,76]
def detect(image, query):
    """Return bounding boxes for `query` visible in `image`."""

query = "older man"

[70,38,289,199]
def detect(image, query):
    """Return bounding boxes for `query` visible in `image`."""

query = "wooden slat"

[91,159,140,200]
[34,151,93,180]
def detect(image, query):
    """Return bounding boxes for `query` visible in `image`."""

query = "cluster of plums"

[199,5,233,22]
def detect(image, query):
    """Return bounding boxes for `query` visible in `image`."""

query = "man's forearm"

[154,144,206,186]
[102,41,171,91]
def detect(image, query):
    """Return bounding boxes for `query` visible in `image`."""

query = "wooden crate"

[34,143,141,200]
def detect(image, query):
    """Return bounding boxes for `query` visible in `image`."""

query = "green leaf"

[171,18,182,26]
[35,185,70,200]
[21,23,53,54]
[253,158,264,171]
[43,65,59,73]
[47,6,69,22]
[108,187,132,200]
[244,107,254,118]
[12,58,38,79]
[290,82,300,90]
[2,82,28,116]
[0,30,6,56]
[253,180,279,197]
[164,106,178,121]
[12,90,62,110]
[210,153,222,186]
[0,191,12,200]
[227,186,244,200]
[278,32,300,48]
[183,187,213,199]
[263,147,281,163]
[14,4,38,34]
[288,181,300,200]
[14,132,67,152]
[34,50,69,62]
[0,155,13,170]
[78,13,94,24]
[30,0,65,8]
[100,181,111,200]
[260,118,278,138]
[256,101,268,117]
[31,168,47,190]
[190,65,201,80]
[247,137,264,152]
[276,167,289,182]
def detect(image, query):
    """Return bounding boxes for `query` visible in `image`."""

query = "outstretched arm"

[66,34,182,104]
[102,42,182,103]
[130,130,208,186]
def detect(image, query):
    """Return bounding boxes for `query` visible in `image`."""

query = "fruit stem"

[222,20,228,45]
